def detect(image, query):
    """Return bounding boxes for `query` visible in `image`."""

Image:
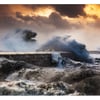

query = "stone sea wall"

[0,52,74,67]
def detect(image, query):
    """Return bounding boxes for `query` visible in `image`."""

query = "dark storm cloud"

[15,11,82,31]
[0,5,84,32]
[15,12,71,32]
[0,5,11,16]
[52,5,85,17]
[23,5,86,17]
[0,5,86,18]
[49,12,71,29]
[23,5,48,9]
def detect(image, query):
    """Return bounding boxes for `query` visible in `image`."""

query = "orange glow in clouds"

[84,5,100,18]
[9,5,34,17]
[9,5,55,17]
[33,7,56,17]
[9,5,100,24]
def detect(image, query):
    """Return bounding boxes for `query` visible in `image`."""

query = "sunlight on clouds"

[9,5,55,17]
[84,5,100,18]
[63,15,95,25]
[9,5,97,24]
[9,5,34,17]
[33,6,56,17]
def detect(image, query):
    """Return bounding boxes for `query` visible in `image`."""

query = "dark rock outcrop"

[23,30,37,41]
[75,76,100,95]
[0,60,26,75]
[62,69,97,84]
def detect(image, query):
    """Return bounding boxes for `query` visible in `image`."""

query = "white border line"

[0,0,100,4]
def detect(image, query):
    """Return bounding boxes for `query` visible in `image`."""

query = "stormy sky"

[0,4,100,50]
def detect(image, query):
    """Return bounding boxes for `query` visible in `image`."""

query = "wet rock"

[62,69,97,84]
[26,87,44,95]
[37,81,74,95]
[0,80,75,95]
[0,55,99,95]
[49,72,65,82]
[0,60,26,75]
[75,75,100,95]
[0,85,25,95]
[23,30,37,41]
[24,68,42,81]
[65,58,83,67]
[16,81,27,88]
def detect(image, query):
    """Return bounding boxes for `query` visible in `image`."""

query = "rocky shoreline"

[0,55,99,95]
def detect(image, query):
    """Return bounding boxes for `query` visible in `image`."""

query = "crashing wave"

[0,29,38,52]
[38,36,93,63]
